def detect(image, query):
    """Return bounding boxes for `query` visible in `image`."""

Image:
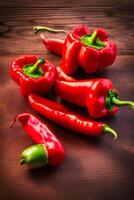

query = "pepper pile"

[34,25,116,74]
[10,24,134,170]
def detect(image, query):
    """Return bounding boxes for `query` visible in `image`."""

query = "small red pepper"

[12,113,65,169]
[33,26,65,56]
[55,79,134,118]
[28,94,117,139]
[40,34,64,56]
[10,55,56,97]
[61,25,116,74]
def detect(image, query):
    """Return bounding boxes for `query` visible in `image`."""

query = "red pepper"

[40,34,64,56]
[60,25,90,74]
[28,94,117,139]
[72,25,108,41]
[61,25,116,74]
[55,79,134,118]
[33,26,65,56]
[12,113,65,169]
[10,55,56,97]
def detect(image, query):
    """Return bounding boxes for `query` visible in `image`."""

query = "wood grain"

[0,1,134,55]
[0,1,134,200]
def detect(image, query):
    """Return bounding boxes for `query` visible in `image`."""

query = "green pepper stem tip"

[90,30,98,44]
[112,97,134,109]
[20,159,26,165]
[29,57,45,74]
[103,125,117,140]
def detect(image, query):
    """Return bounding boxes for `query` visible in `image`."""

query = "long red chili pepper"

[11,113,65,169]
[33,26,65,56]
[55,79,134,118]
[40,34,64,56]
[28,94,117,139]
[10,55,56,97]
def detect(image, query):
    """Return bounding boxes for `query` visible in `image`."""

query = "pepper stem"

[20,159,26,165]
[33,26,66,34]
[111,97,134,109]
[29,57,45,74]
[90,31,98,44]
[103,125,117,140]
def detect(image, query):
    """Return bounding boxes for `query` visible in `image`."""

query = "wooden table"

[0,1,134,200]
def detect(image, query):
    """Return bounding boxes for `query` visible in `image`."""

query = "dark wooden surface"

[0,1,134,200]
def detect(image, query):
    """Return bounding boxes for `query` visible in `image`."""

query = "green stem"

[112,97,134,109]
[33,26,66,34]
[80,31,104,50]
[103,125,117,140]
[89,31,98,44]
[29,57,45,74]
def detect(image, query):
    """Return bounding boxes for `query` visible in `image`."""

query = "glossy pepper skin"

[10,55,56,97]
[56,66,75,82]
[16,113,65,168]
[28,94,117,139]
[40,34,64,56]
[61,25,116,74]
[56,79,134,118]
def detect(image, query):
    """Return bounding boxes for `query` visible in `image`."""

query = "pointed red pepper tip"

[10,113,30,128]
[17,113,30,125]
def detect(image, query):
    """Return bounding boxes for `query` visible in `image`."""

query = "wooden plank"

[0,0,134,7]
[0,55,134,200]
[0,4,134,55]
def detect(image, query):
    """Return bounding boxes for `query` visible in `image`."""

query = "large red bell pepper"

[55,79,134,118]
[10,55,56,97]
[61,25,116,74]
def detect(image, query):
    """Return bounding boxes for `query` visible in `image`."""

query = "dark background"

[0,0,134,200]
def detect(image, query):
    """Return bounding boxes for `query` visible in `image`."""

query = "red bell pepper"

[11,113,65,169]
[55,79,134,118]
[10,55,56,97]
[61,25,116,74]
[28,94,117,139]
